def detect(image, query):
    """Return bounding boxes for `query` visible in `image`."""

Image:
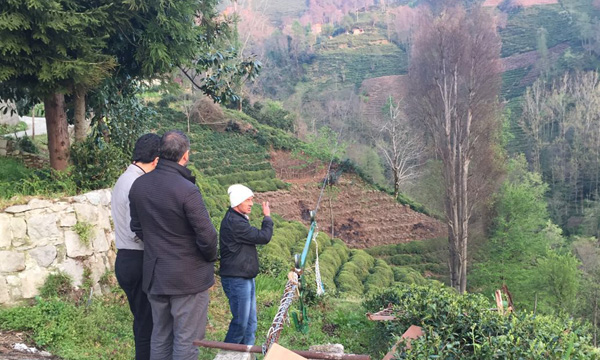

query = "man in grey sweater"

[111,133,160,360]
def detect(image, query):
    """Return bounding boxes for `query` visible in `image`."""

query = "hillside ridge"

[254,151,446,249]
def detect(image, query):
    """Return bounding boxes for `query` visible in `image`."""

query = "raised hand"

[262,201,271,217]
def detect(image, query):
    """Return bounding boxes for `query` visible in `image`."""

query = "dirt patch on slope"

[483,0,558,7]
[359,75,407,122]
[256,151,446,248]
[512,0,558,6]
[502,43,569,72]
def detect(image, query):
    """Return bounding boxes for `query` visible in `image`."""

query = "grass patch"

[0,296,135,359]
[39,272,73,299]
[0,157,34,183]
[73,222,94,247]
[0,121,27,135]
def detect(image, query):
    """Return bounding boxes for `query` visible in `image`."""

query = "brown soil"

[256,151,446,249]
[359,75,407,122]
[482,0,503,6]
[0,330,59,359]
[483,0,557,7]
[502,43,569,73]
[512,0,558,6]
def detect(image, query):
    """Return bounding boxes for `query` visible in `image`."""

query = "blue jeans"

[221,276,257,345]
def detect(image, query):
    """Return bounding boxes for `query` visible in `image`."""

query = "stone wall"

[0,189,116,305]
[0,138,49,169]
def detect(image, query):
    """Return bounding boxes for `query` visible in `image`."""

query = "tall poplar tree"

[408,5,502,293]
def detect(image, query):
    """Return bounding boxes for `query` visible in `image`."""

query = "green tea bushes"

[317,239,350,292]
[336,250,375,296]
[365,284,599,359]
[364,260,393,295]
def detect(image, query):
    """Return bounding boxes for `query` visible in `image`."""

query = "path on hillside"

[10,116,48,138]
[255,151,446,248]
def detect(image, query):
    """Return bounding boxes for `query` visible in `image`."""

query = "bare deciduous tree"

[519,79,547,174]
[408,5,502,293]
[520,71,600,220]
[376,96,424,198]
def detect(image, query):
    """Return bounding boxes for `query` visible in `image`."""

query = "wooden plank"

[382,325,424,360]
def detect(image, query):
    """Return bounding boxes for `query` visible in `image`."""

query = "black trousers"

[116,249,153,360]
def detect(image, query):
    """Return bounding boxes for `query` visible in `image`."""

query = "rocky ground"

[0,330,58,359]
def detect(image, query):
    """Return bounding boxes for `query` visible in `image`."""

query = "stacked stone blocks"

[0,189,116,305]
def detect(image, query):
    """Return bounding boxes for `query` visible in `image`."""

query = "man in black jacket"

[219,184,273,345]
[129,130,218,360]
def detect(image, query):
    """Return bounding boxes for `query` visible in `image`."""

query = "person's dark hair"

[132,133,160,163]
[160,130,190,162]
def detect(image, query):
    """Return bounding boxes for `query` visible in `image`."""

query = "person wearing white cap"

[219,184,273,345]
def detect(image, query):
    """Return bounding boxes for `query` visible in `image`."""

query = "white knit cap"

[228,184,254,208]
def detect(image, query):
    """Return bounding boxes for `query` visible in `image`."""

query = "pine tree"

[0,0,260,170]
[0,0,115,170]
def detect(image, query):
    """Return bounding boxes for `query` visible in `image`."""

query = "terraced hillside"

[295,18,407,103]
[154,109,447,288]
[187,128,289,193]
[254,151,445,249]
[365,239,449,283]
[259,214,440,297]
[359,74,406,120]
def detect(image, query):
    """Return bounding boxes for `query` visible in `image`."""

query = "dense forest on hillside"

[2,0,600,358]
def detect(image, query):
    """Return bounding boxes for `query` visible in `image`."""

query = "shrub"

[244,100,296,132]
[254,124,302,150]
[392,267,427,285]
[348,250,375,279]
[156,93,178,107]
[388,254,420,266]
[212,170,277,187]
[246,179,286,192]
[0,157,33,192]
[364,284,599,359]
[14,135,38,153]
[258,251,290,277]
[364,260,393,294]
[73,222,94,246]
[335,271,364,296]
[0,167,78,199]
[0,121,27,135]
[39,272,73,299]
[320,241,350,269]
[70,138,128,191]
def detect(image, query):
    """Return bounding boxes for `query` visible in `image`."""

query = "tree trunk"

[329,195,335,239]
[393,170,399,199]
[44,93,70,171]
[30,108,35,140]
[594,291,598,347]
[74,87,88,142]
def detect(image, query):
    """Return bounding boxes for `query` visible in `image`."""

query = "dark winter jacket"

[129,159,218,295]
[219,208,273,279]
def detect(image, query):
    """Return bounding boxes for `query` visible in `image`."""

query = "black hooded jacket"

[129,159,218,295]
[219,208,273,278]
